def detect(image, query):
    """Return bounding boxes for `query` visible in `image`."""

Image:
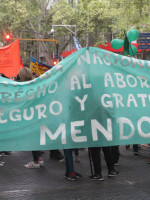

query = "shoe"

[38,159,44,167]
[108,169,119,177]
[65,172,82,181]
[114,162,119,166]
[90,174,104,181]
[75,172,82,179]
[134,151,139,156]
[0,162,4,167]
[65,172,77,181]
[59,158,65,163]
[0,151,11,155]
[24,161,40,169]
[125,145,130,150]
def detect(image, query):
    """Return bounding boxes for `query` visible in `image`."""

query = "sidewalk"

[0,145,150,200]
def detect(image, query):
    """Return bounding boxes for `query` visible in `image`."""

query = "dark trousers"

[73,148,79,156]
[90,147,114,175]
[50,150,62,156]
[133,144,139,152]
[32,151,40,162]
[111,146,119,163]
[64,149,74,173]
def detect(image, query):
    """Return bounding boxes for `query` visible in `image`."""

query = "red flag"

[0,39,23,77]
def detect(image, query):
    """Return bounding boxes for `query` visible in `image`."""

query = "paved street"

[0,145,150,200]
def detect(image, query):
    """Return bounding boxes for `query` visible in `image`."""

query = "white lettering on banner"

[0,101,63,123]
[10,109,21,121]
[82,74,92,89]
[113,93,124,107]
[137,76,149,88]
[40,124,66,145]
[39,117,150,146]
[101,94,113,108]
[138,117,150,138]
[77,50,90,65]
[103,52,149,69]
[23,108,34,120]
[15,91,24,102]
[71,75,81,90]
[75,95,88,111]
[93,52,103,64]
[91,119,112,141]
[118,116,150,139]
[103,54,112,66]
[71,121,87,142]
[26,89,35,100]
[49,101,62,115]
[114,73,128,88]
[48,82,58,93]
[71,74,91,90]
[101,93,150,108]
[127,94,138,107]
[113,54,119,66]
[132,59,145,68]
[37,84,47,98]
[117,117,135,140]
[104,73,150,88]
[126,75,137,87]
[35,104,47,119]
[121,56,131,67]
[40,119,113,145]
[0,109,7,123]
[0,82,58,103]
[137,94,147,107]
[77,50,149,69]
[1,92,12,103]
[104,73,115,87]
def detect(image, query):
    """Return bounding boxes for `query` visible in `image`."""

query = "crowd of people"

[0,68,149,181]
[0,143,147,182]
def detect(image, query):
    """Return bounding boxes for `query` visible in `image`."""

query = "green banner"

[1,47,150,151]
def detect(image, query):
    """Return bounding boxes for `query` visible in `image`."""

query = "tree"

[0,0,149,64]
[0,0,55,65]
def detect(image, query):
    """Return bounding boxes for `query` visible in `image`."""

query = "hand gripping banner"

[0,47,150,151]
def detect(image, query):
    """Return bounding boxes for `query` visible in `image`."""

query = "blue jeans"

[64,149,74,173]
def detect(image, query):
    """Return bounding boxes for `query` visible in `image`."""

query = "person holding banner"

[64,149,82,181]
[126,144,139,155]
[90,147,119,180]
[111,145,120,166]
[50,150,64,161]
[15,67,44,169]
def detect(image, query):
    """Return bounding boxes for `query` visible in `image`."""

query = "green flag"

[123,36,130,56]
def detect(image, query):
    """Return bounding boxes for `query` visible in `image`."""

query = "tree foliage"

[0,0,149,63]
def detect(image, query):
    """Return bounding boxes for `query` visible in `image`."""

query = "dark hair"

[18,67,34,82]
[14,74,20,81]
[0,73,8,78]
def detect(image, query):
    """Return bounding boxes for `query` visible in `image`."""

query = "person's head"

[18,67,34,82]
[0,73,8,78]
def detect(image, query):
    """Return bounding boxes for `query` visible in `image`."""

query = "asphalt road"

[0,145,150,200]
